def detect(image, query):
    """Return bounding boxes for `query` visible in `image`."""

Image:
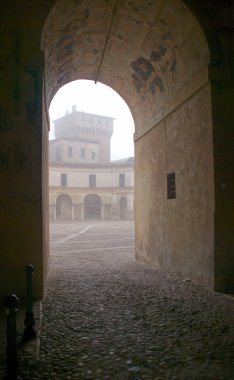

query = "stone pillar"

[81,204,84,220]
[101,205,104,220]
[110,205,113,220]
[53,205,57,221]
[72,205,75,220]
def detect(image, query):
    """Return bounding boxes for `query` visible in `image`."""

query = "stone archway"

[0,0,233,302]
[41,0,214,289]
[56,194,73,220]
[84,194,102,219]
[39,0,234,293]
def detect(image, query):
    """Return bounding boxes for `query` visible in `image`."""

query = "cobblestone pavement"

[0,300,41,380]
[19,221,234,380]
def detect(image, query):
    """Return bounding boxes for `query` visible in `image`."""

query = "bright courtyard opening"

[48,79,135,222]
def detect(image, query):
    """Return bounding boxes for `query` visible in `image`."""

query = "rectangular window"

[119,173,125,187]
[81,148,85,159]
[68,146,73,157]
[61,173,67,187]
[92,151,95,160]
[89,174,96,188]
[167,172,176,199]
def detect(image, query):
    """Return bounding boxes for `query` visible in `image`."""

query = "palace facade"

[49,107,134,220]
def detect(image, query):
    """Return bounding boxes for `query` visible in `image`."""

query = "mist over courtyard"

[50,220,135,258]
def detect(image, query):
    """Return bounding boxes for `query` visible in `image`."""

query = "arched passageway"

[41,0,218,290]
[56,194,72,220]
[84,194,102,219]
[0,0,233,301]
[41,0,214,289]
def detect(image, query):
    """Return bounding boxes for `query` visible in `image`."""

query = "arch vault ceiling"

[42,0,209,133]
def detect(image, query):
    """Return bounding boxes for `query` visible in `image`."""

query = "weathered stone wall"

[135,84,214,288]
[0,2,53,300]
[185,0,234,291]
[210,57,234,292]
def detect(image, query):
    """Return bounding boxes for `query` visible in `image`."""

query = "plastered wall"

[135,84,215,288]
[0,2,52,301]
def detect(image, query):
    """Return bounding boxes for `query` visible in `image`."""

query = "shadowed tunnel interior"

[0,0,233,301]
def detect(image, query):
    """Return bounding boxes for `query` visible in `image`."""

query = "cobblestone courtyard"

[19,221,234,380]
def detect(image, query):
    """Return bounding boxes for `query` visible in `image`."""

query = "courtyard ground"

[18,220,234,380]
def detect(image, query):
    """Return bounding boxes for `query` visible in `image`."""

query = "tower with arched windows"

[50,106,114,164]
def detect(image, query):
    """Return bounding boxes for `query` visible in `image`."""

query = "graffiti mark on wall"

[130,44,179,95]
[76,8,91,27]
[150,46,167,62]
[129,15,181,97]
[170,58,177,72]
[131,56,165,95]
[131,74,143,92]
[131,57,154,81]
[55,35,75,61]
[149,76,165,95]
